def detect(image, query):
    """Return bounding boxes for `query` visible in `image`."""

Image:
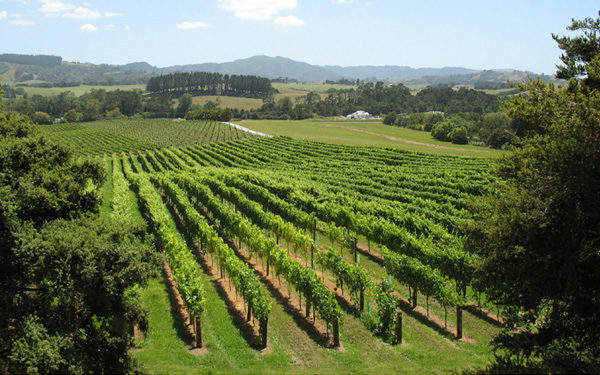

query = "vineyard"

[72,120,501,373]
[42,119,256,155]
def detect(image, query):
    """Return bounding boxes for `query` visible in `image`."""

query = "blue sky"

[0,0,598,74]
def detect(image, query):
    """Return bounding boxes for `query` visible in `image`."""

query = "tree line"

[146,72,274,98]
[0,83,159,373]
[229,83,500,120]
[1,81,500,125]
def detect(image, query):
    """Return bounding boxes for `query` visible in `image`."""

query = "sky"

[0,0,598,74]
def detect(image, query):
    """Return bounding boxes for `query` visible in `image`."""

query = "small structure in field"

[346,110,378,120]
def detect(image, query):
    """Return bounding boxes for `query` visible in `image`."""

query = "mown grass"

[190,95,264,111]
[134,263,496,374]
[237,119,503,158]
[19,84,145,96]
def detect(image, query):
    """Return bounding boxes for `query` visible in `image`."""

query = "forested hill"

[0,54,62,67]
[0,53,558,86]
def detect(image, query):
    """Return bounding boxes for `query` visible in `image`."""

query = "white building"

[346,110,377,120]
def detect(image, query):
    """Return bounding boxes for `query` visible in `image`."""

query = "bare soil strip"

[332,124,476,151]
[162,261,196,344]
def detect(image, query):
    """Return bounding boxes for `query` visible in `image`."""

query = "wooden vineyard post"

[306,299,310,318]
[194,315,203,348]
[359,287,364,312]
[312,218,317,269]
[353,237,358,263]
[456,306,463,339]
[332,314,340,348]
[247,302,252,322]
[260,316,268,349]
[411,288,418,309]
[395,309,403,344]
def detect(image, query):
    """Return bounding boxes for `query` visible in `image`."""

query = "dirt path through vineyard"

[332,125,469,151]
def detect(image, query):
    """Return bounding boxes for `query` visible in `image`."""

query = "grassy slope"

[20,84,145,96]
[237,119,503,158]
[190,95,263,110]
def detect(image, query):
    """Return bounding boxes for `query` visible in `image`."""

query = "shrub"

[431,120,455,142]
[31,111,52,125]
[450,126,469,144]
[63,109,80,123]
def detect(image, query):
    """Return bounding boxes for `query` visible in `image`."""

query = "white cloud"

[176,21,212,29]
[124,25,130,30]
[0,10,7,19]
[273,15,303,27]
[63,6,102,19]
[10,19,35,25]
[80,23,98,32]
[218,0,297,20]
[105,23,115,30]
[104,12,123,17]
[38,0,74,13]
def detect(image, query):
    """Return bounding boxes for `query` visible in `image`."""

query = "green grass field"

[237,119,503,157]
[19,84,145,96]
[190,95,264,110]
[133,271,496,374]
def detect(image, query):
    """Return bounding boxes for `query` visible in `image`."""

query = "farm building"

[346,110,377,120]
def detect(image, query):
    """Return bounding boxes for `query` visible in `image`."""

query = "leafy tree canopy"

[0,104,159,373]
[553,11,600,89]
[466,12,600,373]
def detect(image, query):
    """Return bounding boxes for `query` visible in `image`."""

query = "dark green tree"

[176,93,192,117]
[466,12,600,373]
[383,112,397,125]
[0,109,159,373]
[449,126,468,144]
[553,11,600,89]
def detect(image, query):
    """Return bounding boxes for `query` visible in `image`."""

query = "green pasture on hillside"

[237,119,503,157]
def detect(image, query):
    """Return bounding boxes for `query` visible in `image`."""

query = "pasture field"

[43,119,501,373]
[272,82,358,93]
[18,83,145,96]
[189,95,264,110]
[238,119,503,157]
[186,83,355,110]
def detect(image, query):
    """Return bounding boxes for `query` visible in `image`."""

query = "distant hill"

[161,55,343,82]
[322,65,477,81]
[119,62,157,73]
[404,69,557,86]
[0,53,559,88]
[0,54,62,68]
